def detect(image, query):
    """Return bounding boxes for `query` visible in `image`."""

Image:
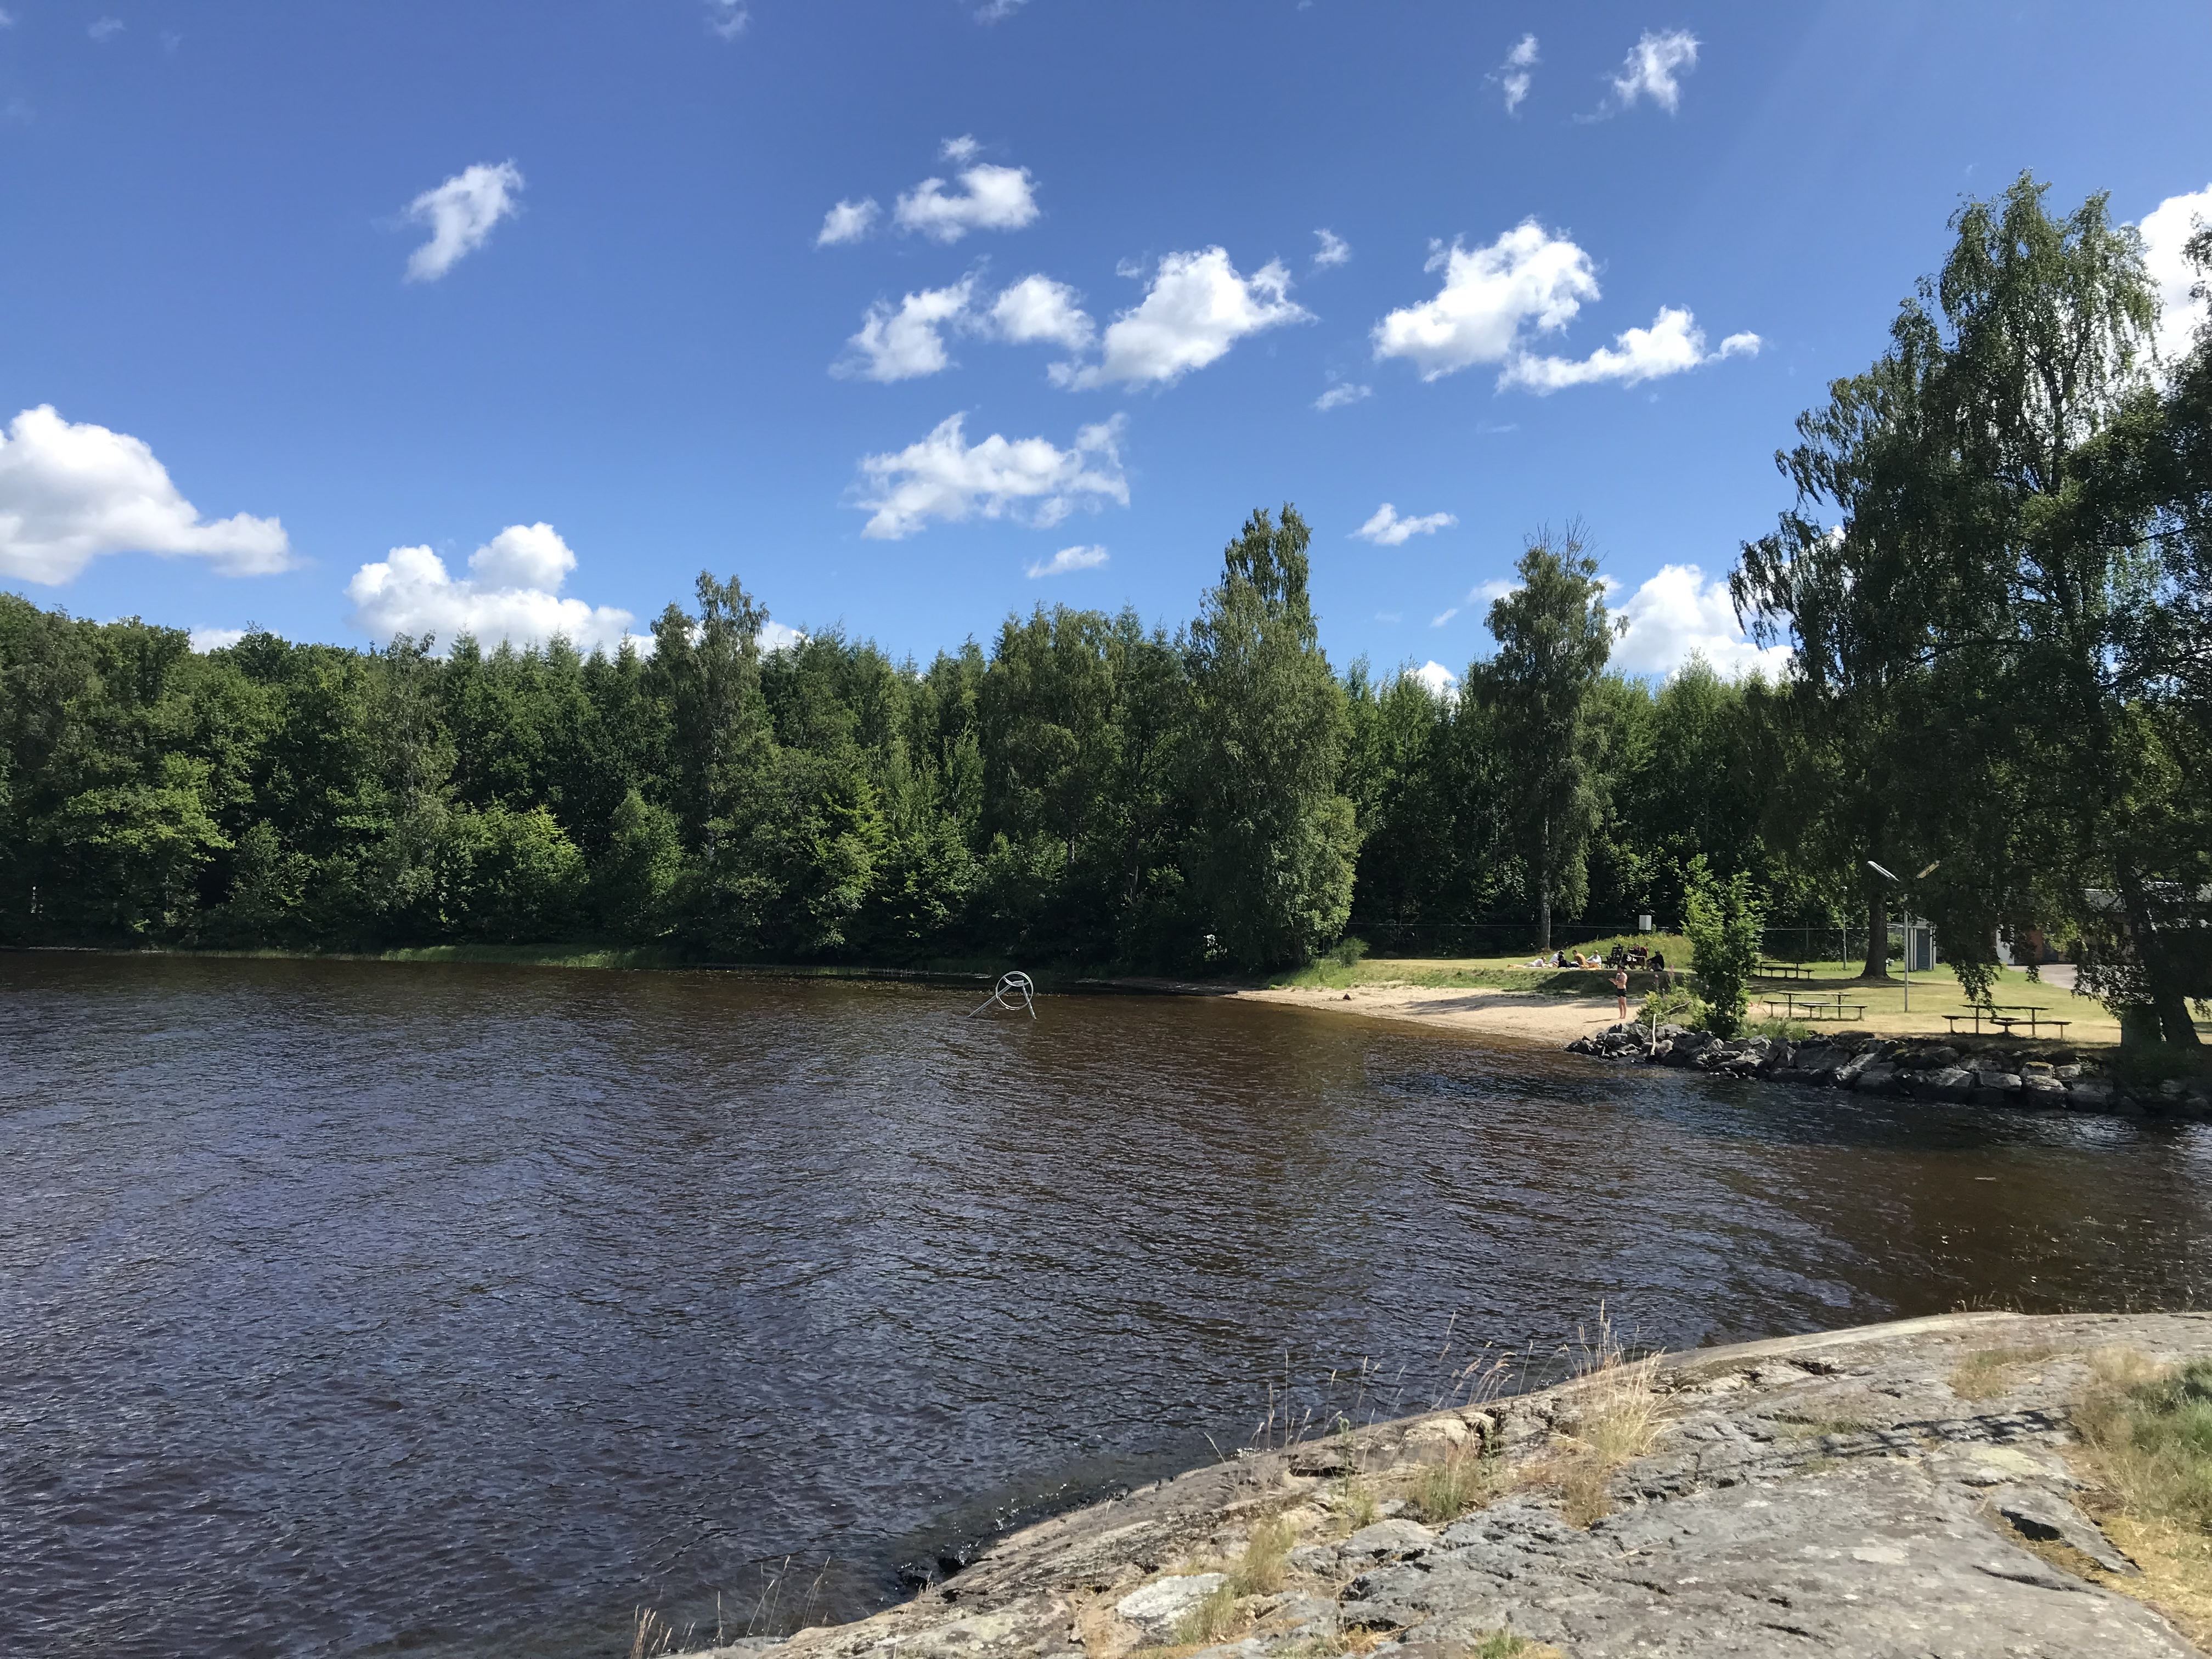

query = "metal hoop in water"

[969,970,1036,1019]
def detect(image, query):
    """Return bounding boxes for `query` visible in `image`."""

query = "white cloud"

[2142,182,2212,362]
[817,198,879,246]
[1492,33,1539,114]
[986,274,1095,350]
[894,160,1039,242]
[1026,544,1109,578]
[1353,503,1456,545]
[1409,659,1458,699]
[1373,222,1758,393]
[403,160,523,283]
[758,619,805,653]
[188,628,246,653]
[88,16,122,41]
[0,405,292,584]
[1313,228,1351,268]
[1056,248,1310,389]
[1314,381,1372,411]
[705,0,748,38]
[1609,29,1699,114]
[853,413,1128,540]
[940,134,982,163]
[836,276,978,382]
[1372,223,1599,381]
[1430,607,1459,627]
[975,0,1028,19]
[1471,577,1519,606]
[1611,563,1792,679]
[346,523,638,652]
[1503,306,1759,393]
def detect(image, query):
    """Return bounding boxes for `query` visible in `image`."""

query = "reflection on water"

[3,955,2208,1657]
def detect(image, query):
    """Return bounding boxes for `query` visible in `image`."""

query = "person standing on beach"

[1612,964,1630,1024]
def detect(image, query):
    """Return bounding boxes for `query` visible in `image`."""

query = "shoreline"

[695,1311,2212,1659]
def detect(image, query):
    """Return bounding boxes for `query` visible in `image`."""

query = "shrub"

[1330,934,1371,968]
[1681,855,1767,1039]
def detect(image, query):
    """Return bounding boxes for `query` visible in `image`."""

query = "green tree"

[1472,526,1617,952]
[1736,175,2204,1042]
[1185,506,1357,970]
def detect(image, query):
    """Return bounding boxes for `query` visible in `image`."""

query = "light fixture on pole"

[1867,860,1910,1012]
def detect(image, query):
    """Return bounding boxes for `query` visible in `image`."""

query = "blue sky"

[3,0,2209,685]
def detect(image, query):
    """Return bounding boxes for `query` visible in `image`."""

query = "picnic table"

[1755,961,1814,982]
[1944,1005,2072,1039]
[1762,991,1868,1022]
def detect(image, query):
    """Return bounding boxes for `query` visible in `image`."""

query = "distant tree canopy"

[2,178,2207,1041]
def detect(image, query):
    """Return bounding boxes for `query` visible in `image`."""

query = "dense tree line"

[2,176,2206,1041]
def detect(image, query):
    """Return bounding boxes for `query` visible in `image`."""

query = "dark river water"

[7,955,2212,1658]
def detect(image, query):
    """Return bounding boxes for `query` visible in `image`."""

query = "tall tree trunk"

[1860,889,1891,981]
[1536,816,1554,953]
[2119,863,2203,1048]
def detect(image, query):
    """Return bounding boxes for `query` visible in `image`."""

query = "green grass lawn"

[1278,949,2171,1048]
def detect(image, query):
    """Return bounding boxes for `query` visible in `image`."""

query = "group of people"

[1521,940,1674,1023]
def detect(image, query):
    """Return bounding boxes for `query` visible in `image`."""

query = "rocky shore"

[1566,1024,2212,1118]
[697,1312,2212,1659]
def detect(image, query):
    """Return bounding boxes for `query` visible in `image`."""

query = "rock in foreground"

[703,1312,2212,1658]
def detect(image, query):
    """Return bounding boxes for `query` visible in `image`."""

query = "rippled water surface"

[7,954,2212,1658]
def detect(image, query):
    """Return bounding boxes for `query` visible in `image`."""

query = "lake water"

[7,955,2212,1658]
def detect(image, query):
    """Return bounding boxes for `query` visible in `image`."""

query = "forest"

[3,178,2208,1041]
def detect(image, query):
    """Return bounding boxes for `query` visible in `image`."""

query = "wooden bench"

[1763,992,1868,1022]
[1945,1006,2072,1039]
[1755,961,1814,982]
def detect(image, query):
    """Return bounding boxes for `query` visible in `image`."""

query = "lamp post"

[1866,860,1942,1014]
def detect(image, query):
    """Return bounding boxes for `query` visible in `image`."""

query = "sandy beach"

[1237,982,1628,1045]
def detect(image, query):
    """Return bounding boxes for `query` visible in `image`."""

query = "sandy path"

[1235,982,1629,1046]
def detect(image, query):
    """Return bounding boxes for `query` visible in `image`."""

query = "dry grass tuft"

[1172,1582,1245,1647]
[1227,1517,1294,1596]
[628,1607,678,1659]
[1950,1344,2066,1401]
[1414,1444,1507,1524]
[1545,1309,1663,1528]
[2058,1347,2212,1647]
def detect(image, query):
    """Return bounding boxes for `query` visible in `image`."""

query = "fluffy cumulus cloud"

[1373,221,1757,393]
[404,161,523,282]
[1372,224,1599,380]
[1503,307,1760,393]
[836,276,978,382]
[1353,503,1456,545]
[1313,228,1351,268]
[987,274,1095,350]
[1314,381,1372,411]
[1409,660,1458,699]
[1611,563,1791,679]
[1493,33,1539,114]
[189,628,246,653]
[853,413,1127,540]
[893,141,1040,242]
[817,198,879,246]
[1609,29,1699,114]
[347,523,637,651]
[2142,182,2212,362]
[0,405,292,584]
[1056,248,1310,390]
[1026,544,1109,578]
